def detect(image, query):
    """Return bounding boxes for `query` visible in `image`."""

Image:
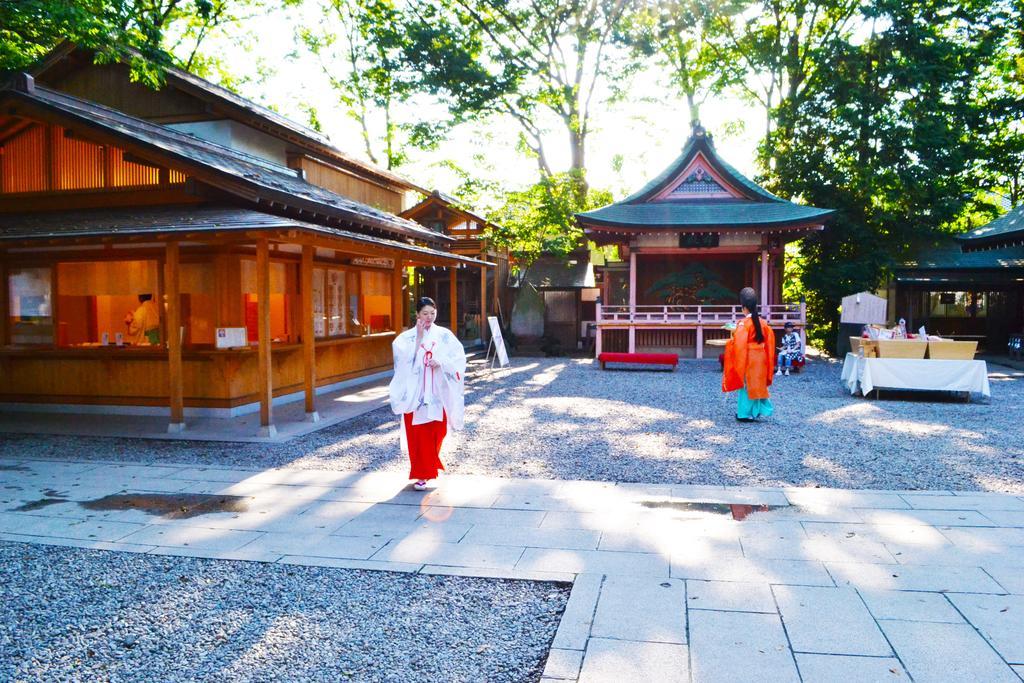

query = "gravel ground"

[1,358,1022,492]
[0,540,568,683]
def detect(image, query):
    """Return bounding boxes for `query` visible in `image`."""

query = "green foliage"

[398,0,637,185]
[765,0,1020,348]
[1,0,258,87]
[489,172,613,263]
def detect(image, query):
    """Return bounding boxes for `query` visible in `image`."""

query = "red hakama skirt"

[404,411,447,480]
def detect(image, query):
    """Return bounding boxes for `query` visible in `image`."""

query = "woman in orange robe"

[722,287,776,421]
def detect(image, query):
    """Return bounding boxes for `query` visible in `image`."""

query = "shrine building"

[577,124,834,358]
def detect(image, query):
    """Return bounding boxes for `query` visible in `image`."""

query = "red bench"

[598,352,678,370]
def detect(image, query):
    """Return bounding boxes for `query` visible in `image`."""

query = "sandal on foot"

[413,480,427,491]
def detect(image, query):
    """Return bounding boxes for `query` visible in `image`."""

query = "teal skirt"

[736,386,773,420]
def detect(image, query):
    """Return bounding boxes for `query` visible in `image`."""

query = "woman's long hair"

[739,287,764,343]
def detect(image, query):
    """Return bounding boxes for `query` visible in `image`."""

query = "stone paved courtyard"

[2,358,1024,682]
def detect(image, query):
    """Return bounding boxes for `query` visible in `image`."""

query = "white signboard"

[216,327,248,349]
[487,316,509,367]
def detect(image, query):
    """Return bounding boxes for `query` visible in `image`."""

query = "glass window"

[240,259,296,343]
[56,260,159,346]
[928,291,986,318]
[361,270,393,333]
[8,267,53,345]
[180,262,215,346]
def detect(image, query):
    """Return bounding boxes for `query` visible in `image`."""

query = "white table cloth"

[841,353,991,398]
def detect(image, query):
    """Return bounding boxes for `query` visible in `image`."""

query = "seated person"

[776,322,803,376]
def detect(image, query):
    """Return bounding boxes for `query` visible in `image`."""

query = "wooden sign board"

[487,316,509,367]
[840,291,888,324]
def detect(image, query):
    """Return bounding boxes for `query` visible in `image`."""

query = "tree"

[401,0,636,195]
[489,171,612,262]
[1,0,256,87]
[621,0,735,125]
[767,0,1016,347]
[298,0,416,169]
[704,0,865,163]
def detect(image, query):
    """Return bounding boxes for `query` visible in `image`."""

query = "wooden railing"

[596,303,806,326]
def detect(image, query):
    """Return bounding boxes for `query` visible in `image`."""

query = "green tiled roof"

[578,200,832,228]
[957,204,1024,246]
[577,126,833,230]
[897,239,1024,271]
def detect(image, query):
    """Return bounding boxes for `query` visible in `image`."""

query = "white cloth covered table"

[841,353,990,398]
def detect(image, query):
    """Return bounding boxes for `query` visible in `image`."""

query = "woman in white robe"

[389,297,466,490]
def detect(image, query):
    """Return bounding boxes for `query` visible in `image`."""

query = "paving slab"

[116,524,264,551]
[578,638,689,683]
[947,594,1024,664]
[239,532,387,560]
[519,547,670,576]
[672,556,834,586]
[686,579,777,613]
[552,573,603,651]
[900,494,1024,511]
[983,564,1024,594]
[688,610,800,682]
[856,508,1000,527]
[371,539,525,570]
[879,620,1020,682]
[591,576,686,644]
[461,524,601,550]
[858,589,965,623]
[794,653,907,682]
[827,561,1007,593]
[543,648,584,680]
[773,585,891,656]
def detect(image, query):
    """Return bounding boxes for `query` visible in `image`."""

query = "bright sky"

[187,4,766,209]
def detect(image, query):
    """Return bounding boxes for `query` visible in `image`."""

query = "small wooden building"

[0,71,488,436]
[892,205,1024,351]
[577,124,833,358]
[401,190,511,342]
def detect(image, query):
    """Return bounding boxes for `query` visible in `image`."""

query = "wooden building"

[401,191,510,342]
[892,205,1024,352]
[0,68,488,436]
[577,124,833,358]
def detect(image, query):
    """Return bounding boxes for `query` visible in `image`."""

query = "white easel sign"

[487,316,510,368]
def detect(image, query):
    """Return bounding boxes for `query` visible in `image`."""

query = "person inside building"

[388,296,466,490]
[124,293,161,345]
[722,287,776,421]
[776,321,803,376]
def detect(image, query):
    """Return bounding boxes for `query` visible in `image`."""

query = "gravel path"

[2,358,1022,492]
[0,541,568,683]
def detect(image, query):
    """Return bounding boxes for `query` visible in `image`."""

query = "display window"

[311,266,392,339]
[56,260,160,346]
[7,267,53,345]
[240,259,297,343]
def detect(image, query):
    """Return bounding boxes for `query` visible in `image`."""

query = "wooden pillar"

[628,251,637,353]
[696,325,703,360]
[165,242,185,432]
[392,262,404,334]
[760,249,770,304]
[480,265,488,343]
[301,245,319,422]
[595,303,602,357]
[256,238,275,437]
[628,251,637,309]
[449,265,458,337]
[0,256,8,346]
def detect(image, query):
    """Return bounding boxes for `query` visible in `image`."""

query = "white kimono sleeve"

[435,328,467,430]
[388,329,421,416]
